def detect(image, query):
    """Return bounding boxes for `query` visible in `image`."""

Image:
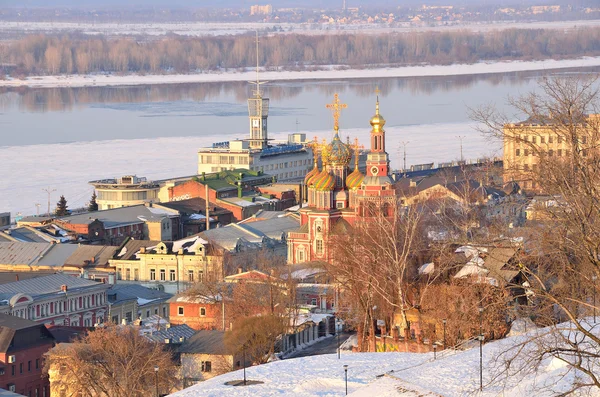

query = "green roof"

[197,169,269,191]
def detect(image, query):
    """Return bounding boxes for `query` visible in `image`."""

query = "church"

[287,94,397,264]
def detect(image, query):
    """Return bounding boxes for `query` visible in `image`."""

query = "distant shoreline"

[3,57,600,88]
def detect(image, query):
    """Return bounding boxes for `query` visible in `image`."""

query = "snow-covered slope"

[170,321,600,397]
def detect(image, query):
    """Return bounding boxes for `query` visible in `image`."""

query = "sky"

[1,0,522,8]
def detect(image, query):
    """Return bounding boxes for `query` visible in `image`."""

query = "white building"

[89,175,161,210]
[198,54,313,181]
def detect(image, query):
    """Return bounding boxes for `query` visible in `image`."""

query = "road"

[286,332,353,359]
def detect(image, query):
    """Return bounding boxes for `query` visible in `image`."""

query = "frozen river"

[1,67,599,217]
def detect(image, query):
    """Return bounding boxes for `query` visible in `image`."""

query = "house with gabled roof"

[109,235,224,294]
[0,314,55,396]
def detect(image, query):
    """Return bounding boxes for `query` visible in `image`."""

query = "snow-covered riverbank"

[3,57,600,88]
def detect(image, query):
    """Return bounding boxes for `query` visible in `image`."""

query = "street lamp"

[593,275,598,323]
[154,366,159,397]
[478,306,484,392]
[343,364,348,395]
[337,323,341,359]
[442,318,447,349]
[243,345,247,386]
[433,344,437,360]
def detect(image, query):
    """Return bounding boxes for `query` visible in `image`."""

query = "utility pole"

[400,141,409,175]
[42,187,56,216]
[456,135,466,163]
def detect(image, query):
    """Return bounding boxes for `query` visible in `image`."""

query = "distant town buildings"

[502,114,600,192]
[250,5,273,16]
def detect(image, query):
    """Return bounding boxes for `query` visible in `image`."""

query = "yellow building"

[109,237,224,295]
[502,114,600,192]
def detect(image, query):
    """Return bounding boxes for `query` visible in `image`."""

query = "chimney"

[409,179,416,188]
[15,274,19,281]
[90,257,95,264]
[140,247,146,253]
[61,284,68,292]
[237,267,243,274]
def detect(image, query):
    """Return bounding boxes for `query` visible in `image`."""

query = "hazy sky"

[2,0,527,8]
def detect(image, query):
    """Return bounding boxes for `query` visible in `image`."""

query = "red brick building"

[0,314,55,396]
[167,171,296,222]
[168,296,226,331]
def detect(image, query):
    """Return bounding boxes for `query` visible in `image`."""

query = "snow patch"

[4,57,600,88]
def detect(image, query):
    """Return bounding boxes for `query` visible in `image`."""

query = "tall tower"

[248,31,269,150]
[365,90,391,179]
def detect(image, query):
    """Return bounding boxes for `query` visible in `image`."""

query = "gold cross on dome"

[352,137,364,168]
[325,94,347,131]
[375,86,381,97]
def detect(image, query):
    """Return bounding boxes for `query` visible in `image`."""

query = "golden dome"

[370,100,386,131]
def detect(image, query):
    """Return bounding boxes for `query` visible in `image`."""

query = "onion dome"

[328,130,353,166]
[370,100,386,133]
[313,169,335,191]
[304,165,320,186]
[346,167,365,190]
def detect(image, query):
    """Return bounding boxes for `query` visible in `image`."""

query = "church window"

[298,249,305,262]
[316,239,324,256]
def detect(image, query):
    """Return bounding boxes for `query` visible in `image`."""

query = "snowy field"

[3,57,600,88]
[0,122,496,218]
[2,19,600,37]
[169,320,600,397]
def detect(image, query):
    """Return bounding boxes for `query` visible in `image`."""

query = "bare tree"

[45,325,180,397]
[472,76,600,392]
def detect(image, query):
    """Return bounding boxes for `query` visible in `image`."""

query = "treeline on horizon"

[2,28,600,77]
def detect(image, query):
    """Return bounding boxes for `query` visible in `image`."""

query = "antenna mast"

[251,30,266,98]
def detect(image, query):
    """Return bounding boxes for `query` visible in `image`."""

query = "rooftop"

[200,215,299,251]
[58,204,178,228]
[155,198,232,217]
[178,330,227,355]
[145,324,196,344]
[0,242,52,266]
[107,284,171,305]
[0,274,105,300]
[64,245,118,267]
[0,313,42,331]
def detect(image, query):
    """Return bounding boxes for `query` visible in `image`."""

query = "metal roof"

[0,274,106,299]
[58,205,178,228]
[201,215,299,251]
[145,324,196,343]
[0,242,52,266]
[64,245,118,267]
[36,244,79,267]
[178,330,227,355]
[107,284,171,304]
[114,239,161,261]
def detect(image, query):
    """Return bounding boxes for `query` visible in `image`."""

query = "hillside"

[168,320,600,397]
